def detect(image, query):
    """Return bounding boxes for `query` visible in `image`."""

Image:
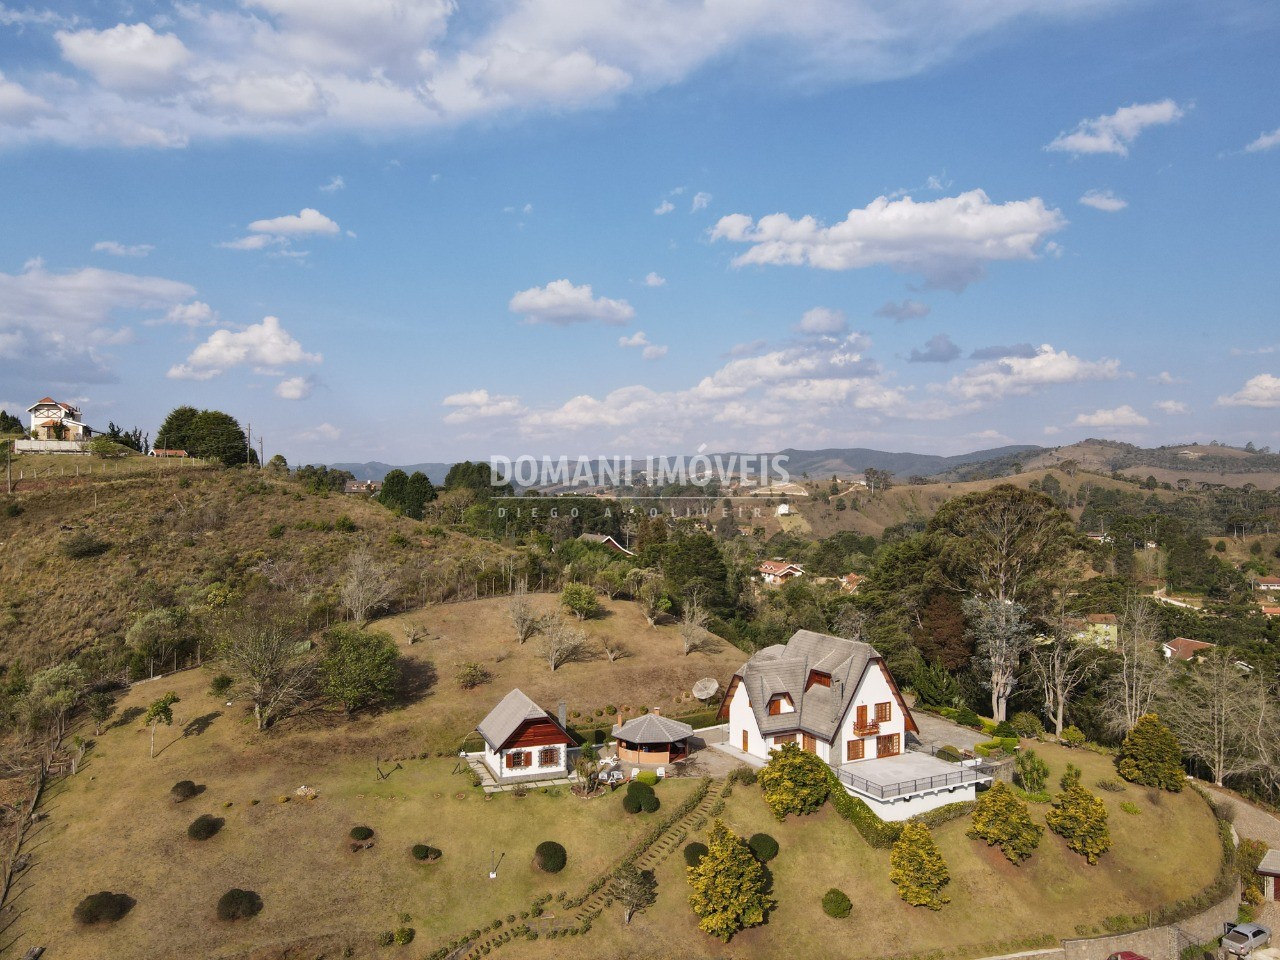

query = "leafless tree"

[964,595,1031,722]
[216,606,317,730]
[507,581,539,644]
[1106,595,1169,734]
[1028,635,1095,737]
[601,639,630,663]
[339,547,396,625]
[679,596,718,656]
[1164,651,1268,786]
[537,615,592,672]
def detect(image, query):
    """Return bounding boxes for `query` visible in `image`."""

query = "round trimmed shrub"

[394,927,415,944]
[993,720,1017,739]
[170,780,199,803]
[639,793,660,814]
[411,844,442,862]
[188,814,224,841]
[534,841,567,873]
[635,770,659,786]
[954,706,982,729]
[748,833,779,862]
[1010,711,1044,739]
[683,842,708,867]
[73,891,135,925]
[622,793,642,815]
[216,888,262,921]
[936,745,964,763]
[822,888,852,919]
[349,825,374,841]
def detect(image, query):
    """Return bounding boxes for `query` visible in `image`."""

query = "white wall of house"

[852,781,980,822]
[835,664,907,766]
[483,742,567,780]
[728,682,768,760]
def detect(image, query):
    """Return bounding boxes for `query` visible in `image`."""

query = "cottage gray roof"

[733,629,879,742]
[1258,850,1280,876]
[612,713,694,745]
[477,688,551,749]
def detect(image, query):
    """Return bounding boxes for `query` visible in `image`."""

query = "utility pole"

[5,438,11,495]
[245,422,251,467]
[259,437,264,469]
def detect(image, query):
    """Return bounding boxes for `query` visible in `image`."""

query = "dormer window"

[767,694,795,715]
[805,671,832,691]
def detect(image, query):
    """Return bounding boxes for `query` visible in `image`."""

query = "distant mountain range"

[329,461,456,484]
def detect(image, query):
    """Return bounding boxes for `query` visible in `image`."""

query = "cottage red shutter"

[505,752,514,769]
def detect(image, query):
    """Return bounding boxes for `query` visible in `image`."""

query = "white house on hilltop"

[718,629,990,820]
[26,397,94,441]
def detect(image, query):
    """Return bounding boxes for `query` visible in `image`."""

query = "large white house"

[26,397,94,441]
[718,629,990,820]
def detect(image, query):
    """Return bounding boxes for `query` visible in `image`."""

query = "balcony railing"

[853,721,880,737]
[833,755,994,801]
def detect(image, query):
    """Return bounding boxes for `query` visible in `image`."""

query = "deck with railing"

[833,750,993,801]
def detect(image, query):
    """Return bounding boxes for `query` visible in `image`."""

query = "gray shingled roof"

[733,629,879,742]
[611,713,695,745]
[477,688,551,750]
[1258,850,1280,876]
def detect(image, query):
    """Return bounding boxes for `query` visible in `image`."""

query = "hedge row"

[974,738,1019,757]
[824,770,975,848]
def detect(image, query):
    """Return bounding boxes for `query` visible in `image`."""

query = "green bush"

[968,781,1042,864]
[1117,714,1184,792]
[171,780,200,802]
[1239,838,1270,905]
[377,930,394,947]
[683,842,708,867]
[61,531,109,559]
[1046,785,1111,864]
[1060,725,1086,748]
[993,720,1017,738]
[394,927,415,944]
[1015,750,1049,793]
[759,742,830,820]
[187,814,224,841]
[748,833,779,862]
[936,745,964,763]
[889,822,950,910]
[639,794,660,814]
[73,891,134,924]
[729,767,758,785]
[209,674,233,697]
[825,769,903,848]
[1095,778,1125,793]
[350,826,374,841]
[534,841,567,873]
[636,770,659,786]
[267,523,285,539]
[622,793,642,814]
[216,888,263,921]
[1060,763,1082,790]
[412,844,441,862]
[626,780,655,798]
[1010,712,1044,739]
[954,706,983,729]
[821,888,852,919]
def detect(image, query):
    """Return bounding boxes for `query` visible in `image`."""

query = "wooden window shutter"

[505,752,514,769]
[876,701,891,723]
[846,739,864,762]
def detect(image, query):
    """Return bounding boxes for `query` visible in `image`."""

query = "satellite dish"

[692,678,719,702]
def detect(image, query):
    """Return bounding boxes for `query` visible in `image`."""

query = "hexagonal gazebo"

[611,711,695,766]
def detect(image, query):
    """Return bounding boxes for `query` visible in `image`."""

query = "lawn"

[500,741,1224,960]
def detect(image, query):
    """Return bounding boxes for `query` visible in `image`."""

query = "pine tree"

[1117,713,1184,792]
[686,820,774,941]
[968,780,1043,864]
[758,742,830,820]
[1046,784,1111,864]
[889,821,950,910]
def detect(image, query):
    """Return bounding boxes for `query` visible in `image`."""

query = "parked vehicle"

[1223,923,1272,957]
[1105,952,1150,960]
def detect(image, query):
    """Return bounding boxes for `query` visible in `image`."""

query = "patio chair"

[656,766,666,779]
[630,768,640,781]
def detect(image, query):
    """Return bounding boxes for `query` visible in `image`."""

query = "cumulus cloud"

[1074,405,1149,427]
[969,343,1038,360]
[93,240,154,257]
[299,422,341,442]
[203,71,327,121]
[275,375,315,400]
[0,71,58,126]
[1154,399,1189,414]
[223,207,342,254]
[442,388,526,423]
[0,258,195,383]
[874,299,930,322]
[56,22,190,94]
[1079,189,1127,212]
[947,344,1120,402]
[908,333,961,364]
[1150,371,1185,385]
[642,272,666,287]
[1046,99,1185,157]
[711,189,1066,290]
[1217,374,1280,409]
[167,315,321,380]
[509,279,634,326]
[148,300,218,327]
[691,191,711,212]
[654,200,674,215]
[618,330,668,360]
[1246,128,1280,154]
[795,307,847,335]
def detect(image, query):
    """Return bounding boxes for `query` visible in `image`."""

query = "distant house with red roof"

[25,397,94,441]
[1261,606,1280,618]
[1162,637,1215,662]
[758,560,804,585]
[840,573,864,594]
[1257,577,1280,592]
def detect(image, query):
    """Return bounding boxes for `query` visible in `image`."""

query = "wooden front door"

[855,704,868,729]
[741,730,749,752]
[802,733,817,754]
[876,734,900,758]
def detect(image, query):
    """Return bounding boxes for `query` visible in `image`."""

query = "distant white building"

[26,397,94,441]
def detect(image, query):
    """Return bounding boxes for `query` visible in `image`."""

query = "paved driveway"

[910,710,989,753]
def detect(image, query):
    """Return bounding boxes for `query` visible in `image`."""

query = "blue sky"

[1,0,1278,465]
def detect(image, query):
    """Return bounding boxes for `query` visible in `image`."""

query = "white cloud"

[275,374,315,400]
[0,71,58,126]
[299,422,342,442]
[1154,399,1189,414]
[1217,374,1280,409]
[509,279,634,326]
[691,191,711,212]
[219,234,283,251]
[149,300,218,327]
[320,174,345,192]
[1245,128,1280,154]
[970,343,1037,360]
[204,71,327,121]
[874,299,930,322]
[168,315,321,380]
[1079,189,1127,212]
[618,330,668,360]
[947,344,1120,402]
[1045,99,1185,157]
[0,258,195,383]
[248,207,340,236]
[908,333,961,364]
[1074,404,1149,427]
[795,307,847,335]
[441,388,526,423]
[56,22,190,94]
[642,272,666,287]
[711,189,1066,291]
[654,200,674,215]
[1150,370,1185,385]
[92,240,154,257]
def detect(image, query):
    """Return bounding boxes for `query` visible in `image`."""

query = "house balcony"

[853,721,880,737]
[834,750,993,802]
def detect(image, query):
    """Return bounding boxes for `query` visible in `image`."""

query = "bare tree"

[964,595,1031,722]
[601,639,629,662]
[217,607,318,730]
[630,571,670,628]
[507,582,539,644]
[1106,595,1169,734]
[339,547,396,625]
[537,615,592,672]
[1165,651,1267,786]
[679,596,718,656]
[1028,635,1095,737]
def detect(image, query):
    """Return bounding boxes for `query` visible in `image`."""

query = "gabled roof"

[1258,577,1280,587]
[1086,614,1118,625]
[1163,636,1215,661]
[477,688,557,750]
[759,560,803,576]
[579,533,635,556]
[612,713,694,745]
[723,629,912,742]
